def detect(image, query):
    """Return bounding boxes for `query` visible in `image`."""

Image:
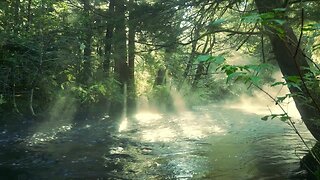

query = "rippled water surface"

[0,105,315,179]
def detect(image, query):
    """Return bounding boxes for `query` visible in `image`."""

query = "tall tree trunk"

[114,0,128,86]
[255,0,320,141]
[104,0,115,76]
[127,0,136,114]
[81,0,92,84]
[111,0,128,117]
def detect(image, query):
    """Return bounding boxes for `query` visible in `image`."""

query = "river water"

[0,104,316,179]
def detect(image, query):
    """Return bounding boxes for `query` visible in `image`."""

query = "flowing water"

[0,105,316,179]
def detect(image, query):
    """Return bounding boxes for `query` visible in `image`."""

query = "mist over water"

[224,70,301,119]
[26,92,77,146]
[1,74,316,179]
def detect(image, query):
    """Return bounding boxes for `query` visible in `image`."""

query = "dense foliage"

[0,0,319,130]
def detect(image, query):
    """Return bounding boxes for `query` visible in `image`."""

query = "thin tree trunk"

[12,69,21,115]
[26,0,32,32]
[255,0,320,141]
[178,26,200,91]
[192,35,210,89]
[29,88,36,116]
[13,0,20,35]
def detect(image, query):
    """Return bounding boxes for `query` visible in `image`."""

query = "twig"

[292,8,320,113]
[254,83,320,165]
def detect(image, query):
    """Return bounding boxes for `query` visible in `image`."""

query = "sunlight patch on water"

[169,86,186,112]
[26,124,73,146]
[141,127,176,142]
[109,146,124,154]
[119,118,128,132]
[179,113,226,139]
[132,110,226,142]
[135,112,163,124]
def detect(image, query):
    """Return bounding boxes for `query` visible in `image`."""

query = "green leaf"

[276,96,287,103]
[241,12,261,23]
[280,116,290,122]
[272,19,286,25]
[313,43,320,50]
[303,23,320,31]
[80,43,86,51]
[273,8,287,12]
[287,82,302,91]
[196,55,212,62]
[271,81,285,87]
[221,65,235,75]
[260,12,275,20]
[209,19,226,27]
[249,76,261,86]
[261,115,269,121]
[226,72,246,83]
[0,94,6,104]
[285,76,300,83]
[213,55,225,64]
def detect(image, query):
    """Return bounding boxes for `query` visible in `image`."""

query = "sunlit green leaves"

[209,18,226,27]
[196,54,225,64]
[196,55,212,62]
[284,76,302,91]
[0,94,6,105]
[241,12,261,23]
[249,76,261,86]
[226,71,246,83]
[241,10,286,26]
[304,23,320,31]
[313,44,320,51]
[214,55,225,64]
[220,65,239,75]
[80,43,86,51]
[261,113,291,122]
[271,81,286,87]
[271,76,302,91]
[273,8,287,12]
[217,63,272,85]
[275,94,292,104]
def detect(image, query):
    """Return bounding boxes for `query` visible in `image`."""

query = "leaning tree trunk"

[255,0,320,141]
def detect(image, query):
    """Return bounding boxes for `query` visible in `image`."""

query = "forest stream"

[0,104,316,179]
